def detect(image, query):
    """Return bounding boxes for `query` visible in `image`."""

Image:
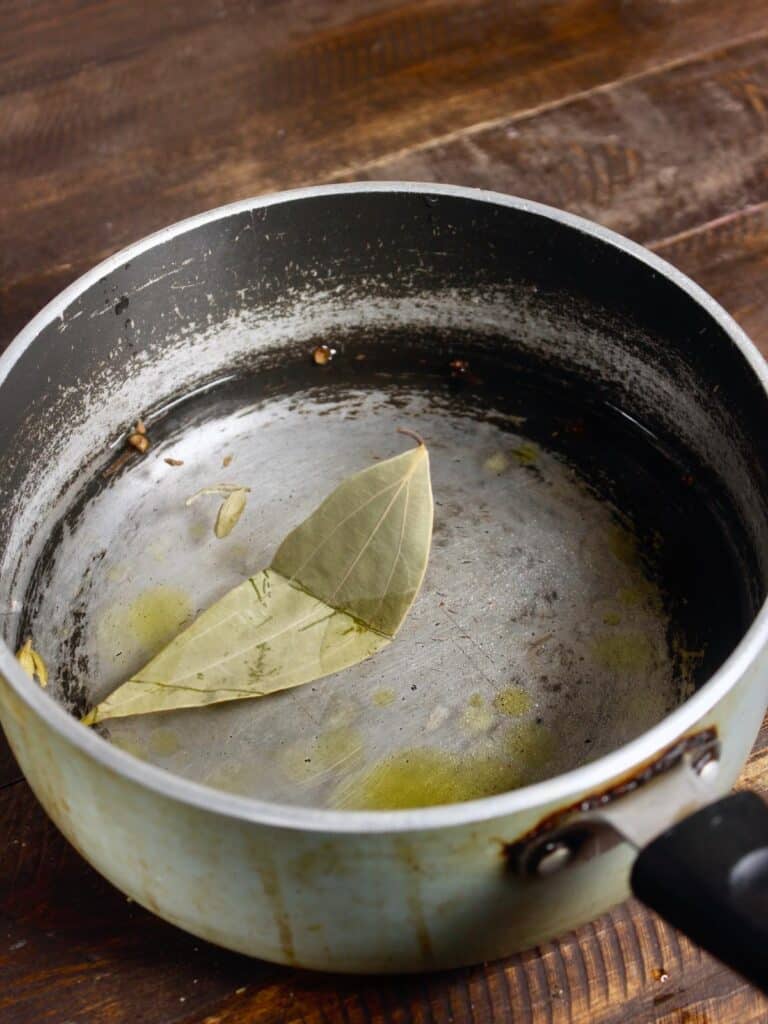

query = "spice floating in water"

[493,686,532,717]
[15,638,48,687]
[312,345,335,366]
[214,488,248,538]
[103,418,151,477]
[372,688,397,707]
[127,418,150,454]
[186,484,252,540]
[82,434,433,724]
[164,457,184,467]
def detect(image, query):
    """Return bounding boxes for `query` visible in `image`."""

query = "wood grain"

[3,0,768,348]
[5,1,768,1022]
[354,31,768,248]
[652,201,768,357]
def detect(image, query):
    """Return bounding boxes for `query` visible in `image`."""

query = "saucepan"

[2,183,768,985]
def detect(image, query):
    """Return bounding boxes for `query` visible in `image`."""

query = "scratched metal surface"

[22,378,676,808]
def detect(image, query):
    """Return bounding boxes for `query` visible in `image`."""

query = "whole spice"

[312,345,334,366]
[16,638,48,687]
[214,488,248,538]
[127,418,150,454]
[186,484,252,540]
[102,419,152,477]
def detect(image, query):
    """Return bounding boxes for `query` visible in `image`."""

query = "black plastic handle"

[631,791,768,992]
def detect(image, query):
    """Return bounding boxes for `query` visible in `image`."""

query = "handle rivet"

[536,842,573,877]
[697,757,719,782]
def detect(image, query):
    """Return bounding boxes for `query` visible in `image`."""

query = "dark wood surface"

[3,2,768,1021]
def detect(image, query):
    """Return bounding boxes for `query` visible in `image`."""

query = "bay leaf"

[83,440,432,723]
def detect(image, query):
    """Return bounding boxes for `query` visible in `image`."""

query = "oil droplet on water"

[278,726,364,785]
[98,585,192,666]
[372,688,396,707]
[147,536,172,564]
[322,696,359,730]
[620,683,668,728]
[333,721,555,810]
[148,727,181,758]
[106,561,129,584]
[483,452,509,475]
[592,631,654,674]
[493,686,532,717]
[607,523,638,566]
[110,734,147,760]
[506,720,555,773]
[332,749,502,810]
[462,693,494,733]
[618,575,662,612]
[426,704,450,731]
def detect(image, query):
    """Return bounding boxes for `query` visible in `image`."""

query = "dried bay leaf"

[83,440,432,723]
[271,439,432,637]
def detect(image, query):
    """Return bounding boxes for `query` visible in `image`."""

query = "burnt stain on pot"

[394,837,435,965]
[248,840,296,965]
[503,727,719,872]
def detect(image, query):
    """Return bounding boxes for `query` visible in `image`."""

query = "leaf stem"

[396,427,425,447]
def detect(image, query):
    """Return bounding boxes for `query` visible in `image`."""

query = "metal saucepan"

[2,184,768,983]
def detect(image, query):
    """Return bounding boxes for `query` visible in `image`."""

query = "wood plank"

[652,201,768,359]
[354,32,768,251]
[3,1,768,348]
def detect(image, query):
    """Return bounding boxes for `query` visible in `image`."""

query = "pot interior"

[1,189,767,810]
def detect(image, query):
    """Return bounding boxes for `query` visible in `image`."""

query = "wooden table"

[3,2,768,1020]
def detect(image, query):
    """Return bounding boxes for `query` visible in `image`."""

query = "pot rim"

[2,181,767,835]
